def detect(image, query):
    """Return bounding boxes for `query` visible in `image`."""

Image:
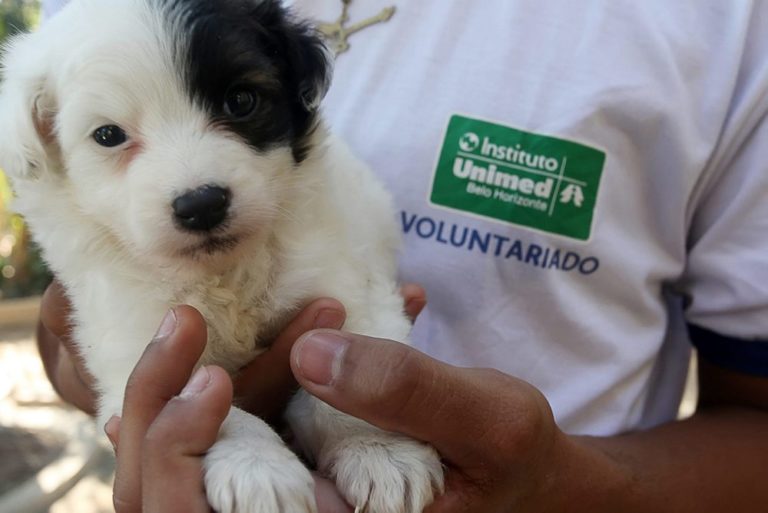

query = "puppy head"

[0,0,331,269]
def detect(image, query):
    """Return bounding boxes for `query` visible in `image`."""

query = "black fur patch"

[158,0,330,162]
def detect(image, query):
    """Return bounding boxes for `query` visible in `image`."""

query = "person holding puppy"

[37,0,768,512]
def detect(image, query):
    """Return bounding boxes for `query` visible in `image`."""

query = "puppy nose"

[172,185,231,232]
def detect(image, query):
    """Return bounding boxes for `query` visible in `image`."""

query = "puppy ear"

[288,24,333,112]
[0,34,58,180]
[256,1,333,112]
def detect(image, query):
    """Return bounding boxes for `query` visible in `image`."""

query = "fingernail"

[153,309,177,341]
[313,308,345,330]
[104,415,120,452]
[180,366,211,397]
[294,331,349,386]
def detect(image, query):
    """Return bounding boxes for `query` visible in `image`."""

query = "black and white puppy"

[0,1,443,511]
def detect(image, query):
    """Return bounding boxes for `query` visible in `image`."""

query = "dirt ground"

[0,321,114,513]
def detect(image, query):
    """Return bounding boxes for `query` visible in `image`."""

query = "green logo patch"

[430,115,606,241]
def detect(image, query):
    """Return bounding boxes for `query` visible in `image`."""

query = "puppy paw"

[204,437,317,513]
[321,434,444,513]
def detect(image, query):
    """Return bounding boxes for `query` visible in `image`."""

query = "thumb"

[290,330,508,465]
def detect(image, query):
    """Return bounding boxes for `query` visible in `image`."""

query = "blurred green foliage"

[0,174,51,299]
[1,0,40,41]
[0,0,50,300]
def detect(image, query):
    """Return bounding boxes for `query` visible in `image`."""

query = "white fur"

[0,1,443,512]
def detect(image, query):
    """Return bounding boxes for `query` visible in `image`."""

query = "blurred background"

[0,0,50,301]
[1,2,113,512]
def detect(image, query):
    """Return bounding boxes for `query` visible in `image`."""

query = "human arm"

[290,329,768,512]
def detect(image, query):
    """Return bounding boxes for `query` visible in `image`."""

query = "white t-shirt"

[43,0,768,436]
[291,0,768,435]
[41,0,68,21]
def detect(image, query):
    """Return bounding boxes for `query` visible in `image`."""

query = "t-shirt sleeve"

[681,5,768,375]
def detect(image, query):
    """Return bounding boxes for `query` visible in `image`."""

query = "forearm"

[549,407,768,512]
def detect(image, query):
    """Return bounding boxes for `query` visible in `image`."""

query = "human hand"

[290,330,573,512]
[108,305,355,513]
[40,281,428,511]
[101,289,427,512]
[107,305,232,512]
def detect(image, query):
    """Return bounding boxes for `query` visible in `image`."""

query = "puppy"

[0,1,444,511]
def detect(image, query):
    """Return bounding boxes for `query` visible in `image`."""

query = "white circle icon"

[459,132,480,152]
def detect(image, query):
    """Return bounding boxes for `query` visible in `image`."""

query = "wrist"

[530,430,638,512]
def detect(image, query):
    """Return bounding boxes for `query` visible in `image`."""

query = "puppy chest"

[181,285,285,373]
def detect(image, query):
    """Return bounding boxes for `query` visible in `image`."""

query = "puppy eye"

[93,125,128,147]
[224,88,259,120]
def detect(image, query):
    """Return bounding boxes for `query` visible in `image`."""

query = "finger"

[36,320,98,414]
[291,330,542,466]
[142,366,232,513]
[40,280,94,379]
[37,281,98,413]
[233,298,345,420]
[104,415,120,453]
[400,283,427,323]
[39,279,73,341]
[114,306,208,513]
[313,474,353,513]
